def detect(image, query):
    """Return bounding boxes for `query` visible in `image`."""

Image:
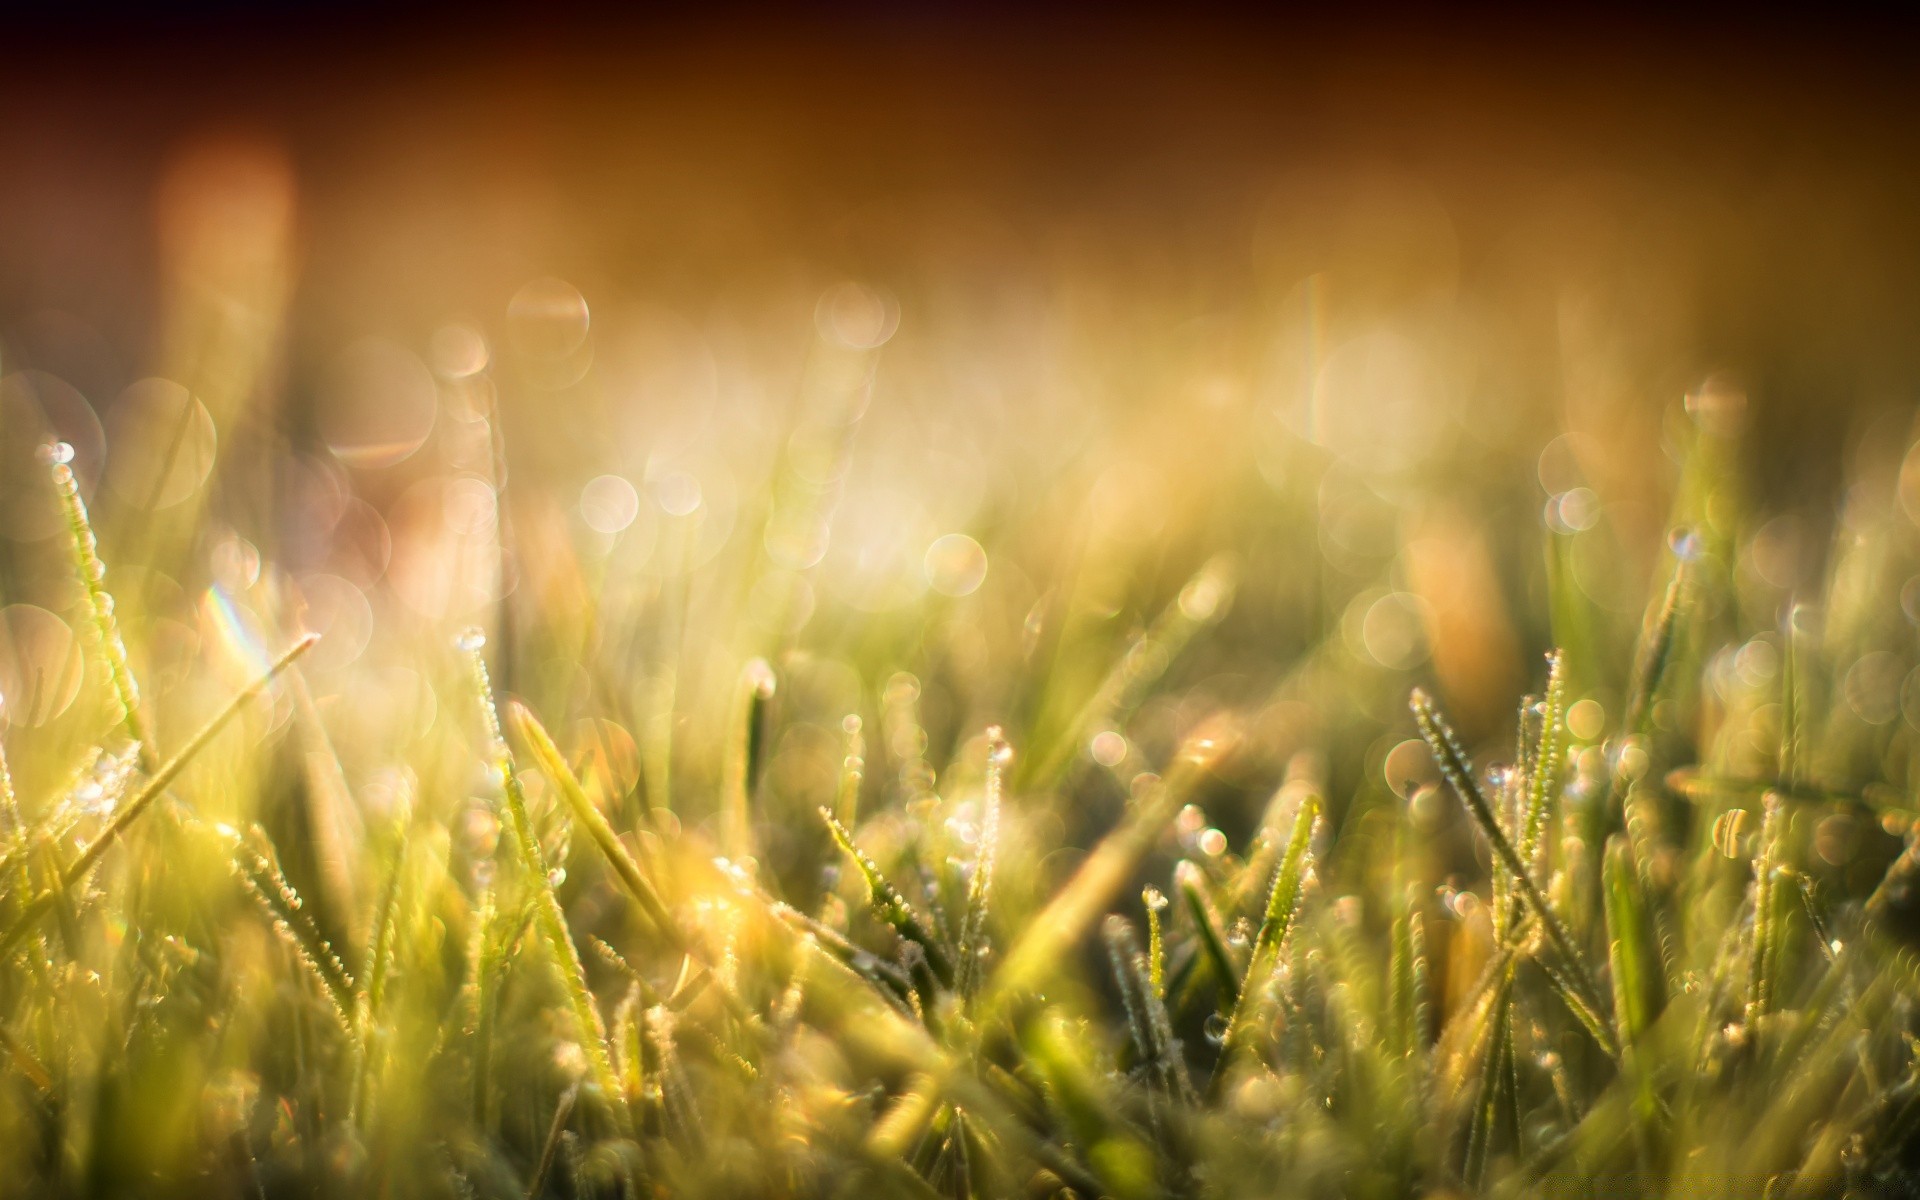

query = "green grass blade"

[463,631,631,1134]
[0,633,318,960]
[1215,789,1318,1079]
[508,700,684,950]
[1411,687,1619,1061]
[820,806,957,991]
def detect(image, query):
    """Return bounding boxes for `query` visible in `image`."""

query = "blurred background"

[5,4,1920,864]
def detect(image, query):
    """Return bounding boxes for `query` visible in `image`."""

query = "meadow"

[3,174,1920,1197]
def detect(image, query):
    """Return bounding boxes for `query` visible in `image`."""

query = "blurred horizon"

[7,7,1920,475]
[6,5,1920,758]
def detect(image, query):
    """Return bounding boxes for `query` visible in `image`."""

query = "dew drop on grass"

[38,441,74,466]
[1141,885,1168,913]
[985,726,1014,768]
[547,868,566,888]
[1198,828,1228,858]
[1711,808,1751,858]
[1669,525,1704,561]
[1203,1012,1230,1045]
[455,627,487,653]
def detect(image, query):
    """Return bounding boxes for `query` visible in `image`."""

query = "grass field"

[4,176,1920,1196]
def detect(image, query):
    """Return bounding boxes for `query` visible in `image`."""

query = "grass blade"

[463,630,631,1134]
[1214,789,1318,1082]
[508,700,684,950]
[1411,687,1619,1061]
[0,633,318,960]
[821,806,957,991]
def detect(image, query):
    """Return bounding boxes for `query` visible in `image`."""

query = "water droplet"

[38,441,74,465]
[455,627,487,653]
[1668,525,1704,561]
[1176,804,1207,836]
[1142,885,1168,913]
[985,726,1014,767]
[1172,859,1205,892]
[1198,828,1228,857]
[748,656,779,702]
[1203,1012,1230,1045]
[1486,762,1514,792]
[547,868,566,888]
[1613,738,1650,782]
[1712,808,1751,858]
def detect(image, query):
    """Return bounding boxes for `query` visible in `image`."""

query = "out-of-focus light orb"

[319,339,438,469]
[1536,432,1600,496]
[0,605,84,728]
[1310,332,1447,473]
[815,282,899,350]
[580,474,640,534]
[1382,738,1436,798]
[507,277,591,360]
[924,533,987,597]
[653,471,702,517]
[1546,487,1600,533]
[1090,730,1128,767]
[1361,592,1428,670]
[1750,515,1807,591]
[429,323,490,380]
[442,476,499,536]
[209,534,262,591]
[1845,651,1903,726]
[105,379,218,508]
[296,574,374,672]
[1566,698,1605,742]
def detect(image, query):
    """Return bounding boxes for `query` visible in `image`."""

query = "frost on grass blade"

[460,632,631,1135]
[1411,686,1619,1061]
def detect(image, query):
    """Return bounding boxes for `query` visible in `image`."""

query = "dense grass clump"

[3,322,1920,1200]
